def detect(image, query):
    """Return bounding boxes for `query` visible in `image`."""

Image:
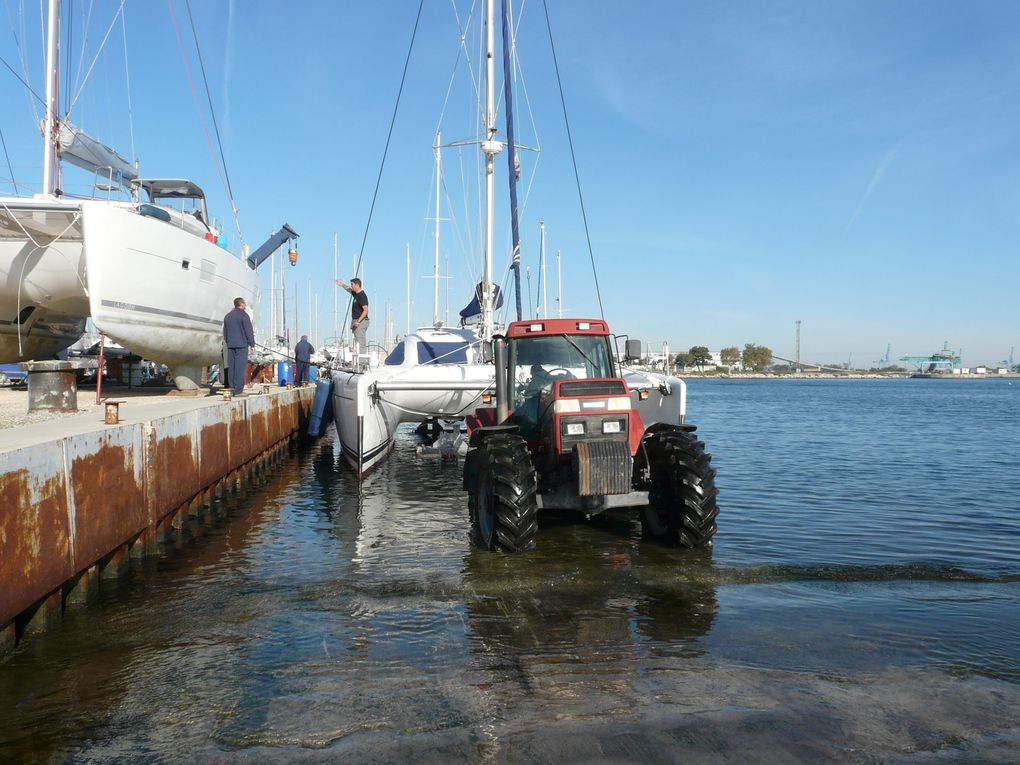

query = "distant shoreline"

[676,372,1020,380]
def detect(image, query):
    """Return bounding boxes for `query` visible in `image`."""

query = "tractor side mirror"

[625,339,642,362]
[481,340,494,363]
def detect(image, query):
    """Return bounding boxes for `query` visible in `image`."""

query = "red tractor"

[464,319,718,552]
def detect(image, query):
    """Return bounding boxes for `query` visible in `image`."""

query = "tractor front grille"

[559,379,627,397]
[573,440,633,496]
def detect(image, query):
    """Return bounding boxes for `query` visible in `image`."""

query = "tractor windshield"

[509,334,614,432]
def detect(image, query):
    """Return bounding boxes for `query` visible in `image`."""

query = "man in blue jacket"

[223,297,255,395]
[294,335,314,386]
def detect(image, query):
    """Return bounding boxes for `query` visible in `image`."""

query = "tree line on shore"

[671,344,773,372]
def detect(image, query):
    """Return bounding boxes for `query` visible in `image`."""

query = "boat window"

[418,341,469,365]
[384,342,406,366]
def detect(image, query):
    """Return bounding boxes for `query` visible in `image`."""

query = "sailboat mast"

[41,0,60,195]
[540,220,548,317]
[481,0,501,341]
[333,233,338,342]
[433,131,441,326]
[556,249,563,318]
[405,243,411,335]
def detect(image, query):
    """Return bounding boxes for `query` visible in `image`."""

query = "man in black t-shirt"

[336,277,370,367]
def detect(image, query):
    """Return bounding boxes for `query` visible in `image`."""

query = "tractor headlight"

[601,419,625,434]
[563,421,585,436]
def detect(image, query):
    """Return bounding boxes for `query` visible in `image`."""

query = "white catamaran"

[0,0,294,387]
[329,0,534,474]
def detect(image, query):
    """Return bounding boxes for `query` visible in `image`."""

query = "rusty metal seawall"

[0,388,314,655]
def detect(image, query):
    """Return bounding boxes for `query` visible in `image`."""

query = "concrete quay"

[0,385,315,656]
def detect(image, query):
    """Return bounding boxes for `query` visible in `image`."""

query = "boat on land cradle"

[0,0,295,388]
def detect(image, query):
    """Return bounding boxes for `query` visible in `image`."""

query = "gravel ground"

[0,387,94,430]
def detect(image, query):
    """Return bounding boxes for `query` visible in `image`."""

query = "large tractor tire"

[639,428,719,548]
[468,433,539,552]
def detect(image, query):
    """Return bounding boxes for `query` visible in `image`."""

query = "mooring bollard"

[22,359,98,412]
[103,400,125,425]
[262,384,270,394]
[222,390,233,401]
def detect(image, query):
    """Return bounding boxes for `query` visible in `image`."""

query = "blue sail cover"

[459,283,504,320]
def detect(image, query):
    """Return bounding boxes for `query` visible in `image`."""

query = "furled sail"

[52,120,138,186]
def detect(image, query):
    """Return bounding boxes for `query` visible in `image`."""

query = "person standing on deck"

[223,297,255,395]
[294,335,314,386]
[336,277,369,368]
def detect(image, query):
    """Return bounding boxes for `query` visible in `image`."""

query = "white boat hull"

[82,201,257,381]
[0,199,89,360]
[331,364,494,475]
[0,196,258,385]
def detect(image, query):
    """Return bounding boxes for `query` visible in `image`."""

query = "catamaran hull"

[330,365,494,475]
[81,201,258,385]
[0,199,89,361]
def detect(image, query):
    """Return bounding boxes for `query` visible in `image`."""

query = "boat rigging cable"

[541,0,604,320]
[65,1,125,118]
[341,0,427,348]
[0,127,17,193]
[184,0,241,241]
[167,0,241,242]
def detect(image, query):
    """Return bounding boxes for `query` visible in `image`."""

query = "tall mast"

[556,249,563,318]
[41,0,61,195]
[405,243,411,335]
[332,233,338,342]
[540,220,548,317]
[480,0,502,340]
[433,130,441,326]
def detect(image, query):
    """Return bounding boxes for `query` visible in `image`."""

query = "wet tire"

[468,433,539,552]
[639,428,719,548]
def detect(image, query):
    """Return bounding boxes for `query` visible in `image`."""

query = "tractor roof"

[506,319,610,338]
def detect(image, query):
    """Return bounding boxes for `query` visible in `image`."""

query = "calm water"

[2,379,1019,763]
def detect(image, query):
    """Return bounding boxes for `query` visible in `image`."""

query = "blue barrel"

[307,378,334,437]
[277,361,293,386]
[309,366,319,383]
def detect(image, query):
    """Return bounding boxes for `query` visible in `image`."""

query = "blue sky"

[2,0,1018,367]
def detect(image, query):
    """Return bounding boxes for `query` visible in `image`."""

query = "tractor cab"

[506,319,625,440]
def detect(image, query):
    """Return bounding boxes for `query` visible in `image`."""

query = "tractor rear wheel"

[469,433,539,552]
[640,428,719,548]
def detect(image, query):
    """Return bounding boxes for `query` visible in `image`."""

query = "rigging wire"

[0,51,45,106]
[65,0,123,117]
[0,126,19,193]
[541,0,604,320]
[184,0,241,241]
[341,0,427,346]
[119,0,135,163]
[166,0,236,239]
[4,0,42,124]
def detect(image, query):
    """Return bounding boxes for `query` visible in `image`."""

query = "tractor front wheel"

[640,428,719,548]
[468,433,539,552]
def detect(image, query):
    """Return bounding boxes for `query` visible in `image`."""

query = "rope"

[343,0,426,347]
[166,0,234,236]
[184,0,242,243]
[65,0,125,117]
[541,0,604,320]
[0,52,46,107]
[120,0,136,164]
[0,126,18,194]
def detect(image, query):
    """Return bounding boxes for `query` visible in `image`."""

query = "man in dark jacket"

[294,335,314,386]
[223,297,255,395]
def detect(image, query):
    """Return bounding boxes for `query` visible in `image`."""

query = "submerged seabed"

[1,379,1019,763]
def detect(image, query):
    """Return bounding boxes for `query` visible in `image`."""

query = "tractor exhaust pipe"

[493,335,509,423]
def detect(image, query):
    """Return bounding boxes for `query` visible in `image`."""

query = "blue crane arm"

[247,224,299,269]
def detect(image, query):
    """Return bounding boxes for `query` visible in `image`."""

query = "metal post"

[41,0,60,195]
[795,320,801,372]
[494,336,509,423]
[96,333,105,405]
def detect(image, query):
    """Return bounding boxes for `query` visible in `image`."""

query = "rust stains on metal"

[198,421,229,490]
[147,432,200,524]
[69,440,146,570]
[228,405,252,468]
[0,465,72,627]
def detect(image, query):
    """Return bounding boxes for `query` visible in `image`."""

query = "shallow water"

[1,379,1019,763]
